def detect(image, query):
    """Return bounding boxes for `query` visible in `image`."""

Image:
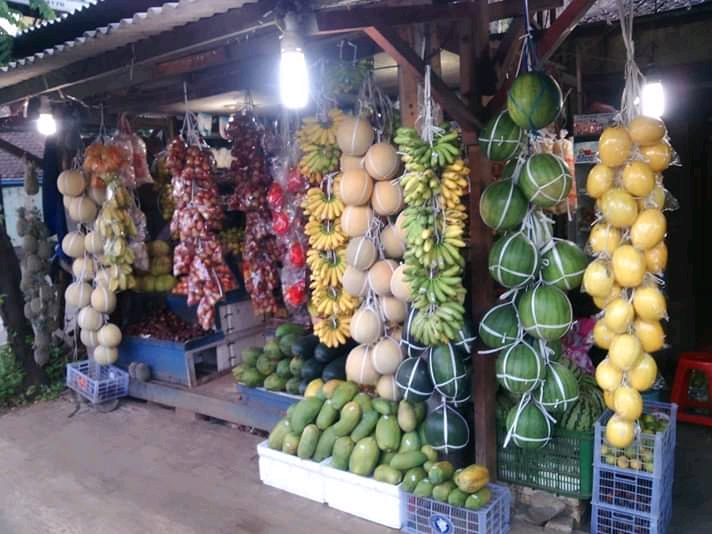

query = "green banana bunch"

[400,169,441,205]
[408,301,466,346]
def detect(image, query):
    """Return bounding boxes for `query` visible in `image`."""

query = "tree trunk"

[0,228,47,387]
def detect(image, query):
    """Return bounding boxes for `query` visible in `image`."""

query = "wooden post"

[398,26,419,128]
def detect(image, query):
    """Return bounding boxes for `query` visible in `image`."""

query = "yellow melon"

[614,386,644,422]
[603,389,616,410]
[589,224,622,256]
[72,257,96,281]
[69,196,98,224]
[628,115,666,146]
[368,259,397,296]
[611,245,646,288]
[80,328,99,347]
[596,358,623,391]
[346,237,377,270]
[381,296,407,323]
[605,414,636,448]
[600,188,638,228]
[593,320,615,349]
[336,116,375,157]
[640,141,672,172]
[342,265,369,297]
[634,318,665,353]
[598,126,633,167]
[639,184,666,210]
[63,195,75,209]
[339,169,374,206]
[62,232,86,258]
[90,286,117,314]
[371,336,403,374]
[371,181,404,216]
[93,345,119,366]
[603,298,635,334]
[622,161,655,198]
[64,282,92,308]
[376,374,402,401]
[630,209,666,251]
[645,240,668,273]
[583,259,615,297]
[608,333,643,371]
[593,284,623,310]
[97,323,122,348]
[57,169,86,197]
[340,155,364,172]
[84,231,104,255]
[380,224,405,259]
[77,306,103,331]
[345,344,380,385]
[390,263,412,302]
[350,308,383,344]
[627,352,658,391]
[364,143,400,181]
[633,285,667,321]
[586,164,615,199]
[341,206,374,237]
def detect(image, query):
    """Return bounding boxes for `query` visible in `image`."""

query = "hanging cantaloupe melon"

[69,196,98,223]
[380,224,405,259]
[350,307,384,345]
[90,286,117,314]
[390,263,412,302]
[339,169,374,206]
[371,336,403,375]
[341,206,374,237]
[346,344,380,386]
[84,231,104,255]
[376,374,401,401]
[72,257,96,281]
[80,328,99,347]
[380,296,406,323]
[57,169,86,197]
[364,143,400,181]
[342,265,369,297]
[97,323,122,348]
[65,282,92,309]
[368,259,397,296]
[77,306,103,331]
[346,237,377,270]
[62,232,86,258]
[336,116,374,157]
[94,345,119,366]
[340,155,363,172]
[371,181,404,216]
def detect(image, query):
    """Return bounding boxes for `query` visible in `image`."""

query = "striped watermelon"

[428,344,470,401]
[496,339,545,394]
[452,319,477,358]
[395,356,434,402]
[518,285,573,341]
[479,302,520,349]
[496,390,517,427]
[501,159,519,181]
[545,338,563,362]
[401,307,427,358]
[558,382,605,432]
[424,402,471,453]
[541,239,588,291]
[480,111,526,161]
[488,232,539,288]
[479,179,529,232]
[559,355,584,380]
[520,153,572,208]
[535,362,580,414]
[506,71,563,130]
[505,400,552,449]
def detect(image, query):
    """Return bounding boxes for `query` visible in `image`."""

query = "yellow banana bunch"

[311,285,360,316]
[296,109,346,148]
[440,160,470,210]
[306,248,346,287]
[302,187,344,220]
[304,218,347,251]
[313,313,351,348]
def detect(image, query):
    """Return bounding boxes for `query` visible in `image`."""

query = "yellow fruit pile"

[582,115,674,449]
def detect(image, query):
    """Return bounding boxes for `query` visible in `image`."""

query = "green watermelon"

[496,390,517,427]
[424,403,471,453]
[402,307,427,358]
[501,159,519,181]
[558,385,604,432]
[559,355,584,380]
[518,285,573,341]
[505,400,552,449]
[541,239,587,291]
[479,179,529,232]
[480,110,526,161]
[535,362,580,414]
[396,356,434,402]
[546,338,563,362]
[428,344,470,401]
[519,153,572,208]
[496,340,545,394]
[479,302,520,349]
[488,232,539,288]
[506,71,563,130]
[276,359,292,379]
[452,319,477,358]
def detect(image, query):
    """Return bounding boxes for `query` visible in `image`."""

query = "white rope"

[617,0,644,124]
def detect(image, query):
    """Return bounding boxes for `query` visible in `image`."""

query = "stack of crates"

[591,401,677,534]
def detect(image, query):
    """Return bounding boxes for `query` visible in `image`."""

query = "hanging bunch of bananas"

[306,248,346,287]
[302,185,345,220]
[297,109,346,185]
[395,123,469,345]
[313,313,351,347]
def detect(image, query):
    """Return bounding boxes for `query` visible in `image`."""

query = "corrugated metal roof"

[580,0,711,23]
[15,0,101,36]
[0,131,44,181]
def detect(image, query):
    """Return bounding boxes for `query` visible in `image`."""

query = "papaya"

[432,481,457,502]
[264,373,287,391]
[282,432,300,455]
[297,424,320,459]
[455,464,490,494]
[399,431,421,452]
[398,400,418,432]
[429,461,455,484]
[418,422,428,446]
[421,445,438,462]
[402,467,427,493]
[267,418,291,450]
[289,397,325,434]
[353,392,374,412]
[304,378,324,399]
[349,437,380,477]
[322,379,345,399]
[241,368,264,387]
[413,401,427,424]
[289,357,305,377]
[381,451,397,466]
[313,427,339,462]
[351,410,379,442]
[241,347,262,366]
[390,450,427,471]
[465,487,492,510]
[331,381,360,410]
[376,415,402,452]
[374,465,403,485]
[332,436,355,470]
[276,322,305,338]
[279,333,298,357]
[423,461,434,473]
[413,479,434,497]
[285,377,301,395]
[373,398,398,415]
[332,401,362,437]
[448,488,469,507]
[316,400,339,430]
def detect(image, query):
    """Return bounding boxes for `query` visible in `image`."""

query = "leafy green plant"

[0,344,23,405]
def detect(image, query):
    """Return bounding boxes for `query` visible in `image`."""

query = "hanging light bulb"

[641,80,665,118]
[279,14,309,110]
[36,95,57,136]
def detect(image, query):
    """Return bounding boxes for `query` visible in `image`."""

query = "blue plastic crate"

[593,461,673,516]
[401,484,511,534]
[66,360,129,404]
[591,502,672,534]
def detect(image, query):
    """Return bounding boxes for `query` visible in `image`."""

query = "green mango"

[374,465,403,485]
[398,400,418,432]
[401,467,427,493]
[413,479,434,497]
[375,415,402,452]
[399,431,422,452]
[349,437,380,477]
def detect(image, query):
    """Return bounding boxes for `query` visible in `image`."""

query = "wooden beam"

[364,25,481,130]
[397,27,419,128]
[0,136,42,166]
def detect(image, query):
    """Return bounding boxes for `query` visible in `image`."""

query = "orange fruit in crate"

[596,358,624,391]
[609,333,643,371]
[583,260,615,297]
[600,188,638,228]
[640,141,673,172]
[645,240,668,273]
[606,414,636,448]
[631,209,667,251]
[589,224,622,256]
[622,161,655,197]
[628,115,666,146]
[599,126,633,167]
[586,164,615,198]
[612,245,647,287]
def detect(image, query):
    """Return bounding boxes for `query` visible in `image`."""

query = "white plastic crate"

[321,459,403,528]
[256,440,325,503]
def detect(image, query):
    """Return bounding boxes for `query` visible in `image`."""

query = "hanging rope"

[617,0,645,123]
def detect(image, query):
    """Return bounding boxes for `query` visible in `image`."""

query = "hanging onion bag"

[506,71,563,131]
[519,153,573,208]
[479,110,526,161]
[518,284,573,341]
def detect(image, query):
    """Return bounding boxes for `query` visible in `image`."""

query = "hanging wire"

[617,0,646,123]
[515,0,538,75]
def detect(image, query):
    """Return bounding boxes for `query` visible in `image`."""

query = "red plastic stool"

[670,352,712,426]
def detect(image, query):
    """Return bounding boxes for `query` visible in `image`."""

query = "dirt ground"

[0,396,579,534]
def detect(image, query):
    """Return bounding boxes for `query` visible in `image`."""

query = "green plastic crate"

[496,426,594,499]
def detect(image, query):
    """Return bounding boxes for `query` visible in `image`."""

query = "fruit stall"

[0,0,694,531]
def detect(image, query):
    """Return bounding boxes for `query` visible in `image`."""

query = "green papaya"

[432,481,457,502]
[448,488,469,507]
[256,354,277,376]
[418,422,428,446]
[353,392,374,412]
[331,381,359,410]
[429,461,455,484]
[465,487,492,510]
[424,461,434,473]
[375,415,402,452]
[402,467,428,493]
[289,397,325,435]
[289,357,304,377]
[332,436,355,471]
[276,322,305,338]
[413,479,434,497]
[313,427,339,462]
[285,377,301,395]
[267,418,291,450]
[279,333,298,356]
[264,373,287,391]
[349,437,380,477]
[373,398,398,415]
[398,400,418,432]
[390,451,428,471]
[241,347,262,366]
[381,451,397,466]
[350,410,379,442]
[332,401,362,437]
[421,445,439,462]
[241,368,264,387]
[374,465,403,485]
[399,432,422,452]
[276,360,292,379]
[297,424,320,459]
[316,400,339,430]
[282,432,300,455]
[413,401,427,424]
